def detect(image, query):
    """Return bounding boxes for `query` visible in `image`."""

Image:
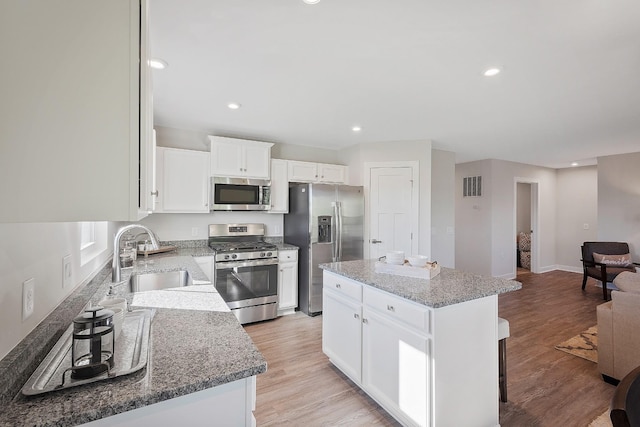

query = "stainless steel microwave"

[210,177,271,211]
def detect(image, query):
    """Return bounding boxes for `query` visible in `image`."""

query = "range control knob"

[260,252,266,257]
[224,255,230,260]
[232,254,238,259]
[266,252,273,257]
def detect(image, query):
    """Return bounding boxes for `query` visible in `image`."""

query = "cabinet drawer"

[323,271,362,302]
[363,287,430,333]
[278,250,298,262]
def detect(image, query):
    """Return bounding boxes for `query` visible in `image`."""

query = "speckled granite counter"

[320,259,521,308]
[0,255,266,427]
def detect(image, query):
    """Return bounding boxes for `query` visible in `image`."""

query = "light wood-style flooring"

[244,270,615,426]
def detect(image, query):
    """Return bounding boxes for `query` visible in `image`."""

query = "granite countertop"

[0,255,267,427]
[320,259,522,308]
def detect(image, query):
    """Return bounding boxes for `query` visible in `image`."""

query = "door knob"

[370,239,382,244]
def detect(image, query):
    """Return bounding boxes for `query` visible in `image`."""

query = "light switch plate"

[23,278,35,321]
[62,255,72,289]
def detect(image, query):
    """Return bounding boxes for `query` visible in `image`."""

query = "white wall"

[455,160,493,276]
[431,149,456,268]
[598,152,640,258]
[139,212,284,240]
[341,140,433,258]
[0,222,115,360]
[556,166,598,272]
[155,126,341,164]
[456,159,557,278]
[516,183,531,234]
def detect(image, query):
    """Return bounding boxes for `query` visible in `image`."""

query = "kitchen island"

[320,259,521,427]
[0,255,267,427]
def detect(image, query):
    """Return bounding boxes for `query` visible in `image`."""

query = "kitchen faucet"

[112,224,160,283]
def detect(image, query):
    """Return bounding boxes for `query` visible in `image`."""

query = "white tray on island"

[374,260,441,279]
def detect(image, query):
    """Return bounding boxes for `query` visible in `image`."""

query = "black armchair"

[581,242,638,301]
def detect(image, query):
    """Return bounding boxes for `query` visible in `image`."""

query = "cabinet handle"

[354,313,360,319]
[362,318,368,324]
[387,305,395,312]
[335,283,341,289]
[151,190,158,197]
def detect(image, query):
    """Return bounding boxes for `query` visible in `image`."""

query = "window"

[80,222,107,265]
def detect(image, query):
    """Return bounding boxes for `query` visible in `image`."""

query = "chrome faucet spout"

[112,224,160,283]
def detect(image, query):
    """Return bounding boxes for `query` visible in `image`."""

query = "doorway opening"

[514,179,539,275]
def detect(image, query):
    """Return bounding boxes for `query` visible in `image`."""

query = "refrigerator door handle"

[331,202,338,261]
[336,201,343,260]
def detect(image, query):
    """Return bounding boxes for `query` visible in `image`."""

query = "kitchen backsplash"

[139,212,284,241]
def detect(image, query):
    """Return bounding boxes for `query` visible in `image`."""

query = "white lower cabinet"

[277,250,298,315]
[362,307,430,427]
[81,376,257,427]
[322,286,362,383]
[194,256,214,282]
[322,270,499,427]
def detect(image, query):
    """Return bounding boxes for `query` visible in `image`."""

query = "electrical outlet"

[191,227,199,237]
[22,278,35,321]
[62,255,72,289]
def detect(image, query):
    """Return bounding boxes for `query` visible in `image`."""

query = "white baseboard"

[555,265,583,274]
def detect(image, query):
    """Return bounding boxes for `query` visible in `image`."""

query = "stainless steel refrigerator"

[284,183,364,316]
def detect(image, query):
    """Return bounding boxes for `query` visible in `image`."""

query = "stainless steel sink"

[129,270,193,292]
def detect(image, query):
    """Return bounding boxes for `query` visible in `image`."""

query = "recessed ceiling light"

[352,126,362,132]
[227,103,241,110]
[483,67,501,77]
[149,58,168,70]
[303,0,320,4]
[571,162,579,167]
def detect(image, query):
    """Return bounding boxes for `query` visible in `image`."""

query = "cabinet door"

[269,159,289,213]
[287,161,318,182]
[362,308,430,427]
[0,0,148,222]
[158,148,209,213]
[278,260,298,312]
[243,143,271,179]
[322,288,362,383]
[210,138,244,177]
[318,164,347,184]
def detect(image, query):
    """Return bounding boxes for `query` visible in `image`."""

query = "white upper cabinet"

[288,161,347,184]
[0,0,153,222]
[209,136,273,179]
[268,159,289,213]
[155,147,210,213]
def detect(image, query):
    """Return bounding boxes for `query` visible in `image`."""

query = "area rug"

[588,410,611,427]
[554,326,598,363]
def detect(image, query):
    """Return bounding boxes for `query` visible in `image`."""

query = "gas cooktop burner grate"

[208,241,277,253]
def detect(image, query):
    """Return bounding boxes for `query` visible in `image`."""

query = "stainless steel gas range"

[208,223,278,324]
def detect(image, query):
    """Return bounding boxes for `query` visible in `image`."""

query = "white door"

[369,167,416,259]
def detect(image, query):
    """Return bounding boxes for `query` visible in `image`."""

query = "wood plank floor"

[244,270,615,426]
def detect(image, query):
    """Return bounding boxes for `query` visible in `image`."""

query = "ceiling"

[149,0,640,169]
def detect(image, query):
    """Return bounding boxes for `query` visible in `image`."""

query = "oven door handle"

[216,258,279,269]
